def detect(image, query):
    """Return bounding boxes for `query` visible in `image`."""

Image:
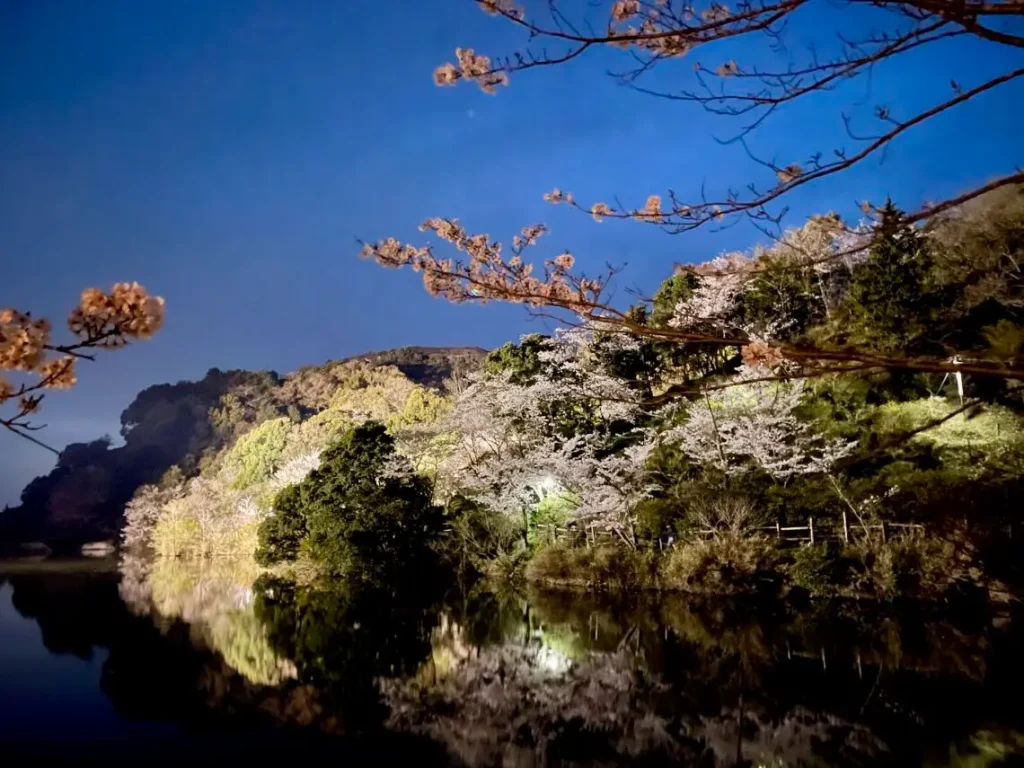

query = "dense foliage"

[256,423,443,575]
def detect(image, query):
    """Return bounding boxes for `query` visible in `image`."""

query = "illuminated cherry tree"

[663,366,857,479]
[432,329,656,539]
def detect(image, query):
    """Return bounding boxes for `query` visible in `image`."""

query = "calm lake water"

[2,559,1024,766]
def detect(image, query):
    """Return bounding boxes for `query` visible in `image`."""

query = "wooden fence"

[536,512,926,550]
[694,514,925,546]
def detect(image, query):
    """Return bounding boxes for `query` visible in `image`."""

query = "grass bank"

[523,532,1001,603]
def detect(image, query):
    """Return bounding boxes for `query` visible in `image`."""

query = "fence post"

[809,517,815,545]
[776,521,782,541]
[880,521,887,543]
[842,511,850,545]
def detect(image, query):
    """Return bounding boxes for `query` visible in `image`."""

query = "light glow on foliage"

[664,366,857,479]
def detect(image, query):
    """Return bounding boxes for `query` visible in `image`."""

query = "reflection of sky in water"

[0,582,180,752]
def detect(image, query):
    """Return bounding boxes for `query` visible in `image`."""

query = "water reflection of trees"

[119,555,295,686]
[252,572,447,731]
[381,589,1012,767]
[108,557,1024,765]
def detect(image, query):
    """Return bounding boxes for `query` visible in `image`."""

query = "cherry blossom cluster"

[662,365,857,479]
[68,282,165,343]
[668,215,874,350]
[606,0,706,58]
[269,451,323,492]
[360,219,603,314]
[426,329,654,539]
[2,282,164,443]
[669,251,754,338]
[433,48,510,93]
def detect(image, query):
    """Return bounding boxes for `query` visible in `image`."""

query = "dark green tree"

[301,422,443,575]
[740,255,825,342]
[481,333,548,383]
[846,201,936,353]
[254,484,308,566]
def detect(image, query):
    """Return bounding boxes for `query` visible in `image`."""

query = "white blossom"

[669,252,752,335]
[268,450,322,491]
[664,366,857,479]
[433,327,653,536]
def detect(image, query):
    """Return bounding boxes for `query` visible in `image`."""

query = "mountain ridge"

[0,345,488,551]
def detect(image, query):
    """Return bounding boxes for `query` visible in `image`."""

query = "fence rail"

[536,512,927,549]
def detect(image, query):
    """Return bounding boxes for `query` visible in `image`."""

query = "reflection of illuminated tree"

[384,613,887,766]
[381,589,1003,766]
[382,635,688,766]
[104,558,1024,760]
[117,556,295,686]
[253,574,444,731]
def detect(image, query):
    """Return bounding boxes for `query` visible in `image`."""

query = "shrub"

[788,543,847,598]
[844,534,965,600]
[525,544,657,590]
[660,534,777,594]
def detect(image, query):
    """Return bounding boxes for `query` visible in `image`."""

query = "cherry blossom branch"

[1,283,164,450]
[1,422,59,454]
[433,1,1024,263]
[549,66,1024,235]
[644,363,883,406]
[360,220,1024,389]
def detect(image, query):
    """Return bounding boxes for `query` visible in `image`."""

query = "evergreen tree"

[847,200,935,353]
[302,422,442,575]
[481,334,548,384]
[254,484,307,566]
[254,422,442,573]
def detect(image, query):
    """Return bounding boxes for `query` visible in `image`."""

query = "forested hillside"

[0,347,485,551]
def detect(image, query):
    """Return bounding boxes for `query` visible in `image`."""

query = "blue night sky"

[1,0,1021,505]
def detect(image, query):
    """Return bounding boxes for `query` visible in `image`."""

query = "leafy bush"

[525,544,657,590]
[660,534,778,594]
[788,543,848,598]
[845,534,964,600]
